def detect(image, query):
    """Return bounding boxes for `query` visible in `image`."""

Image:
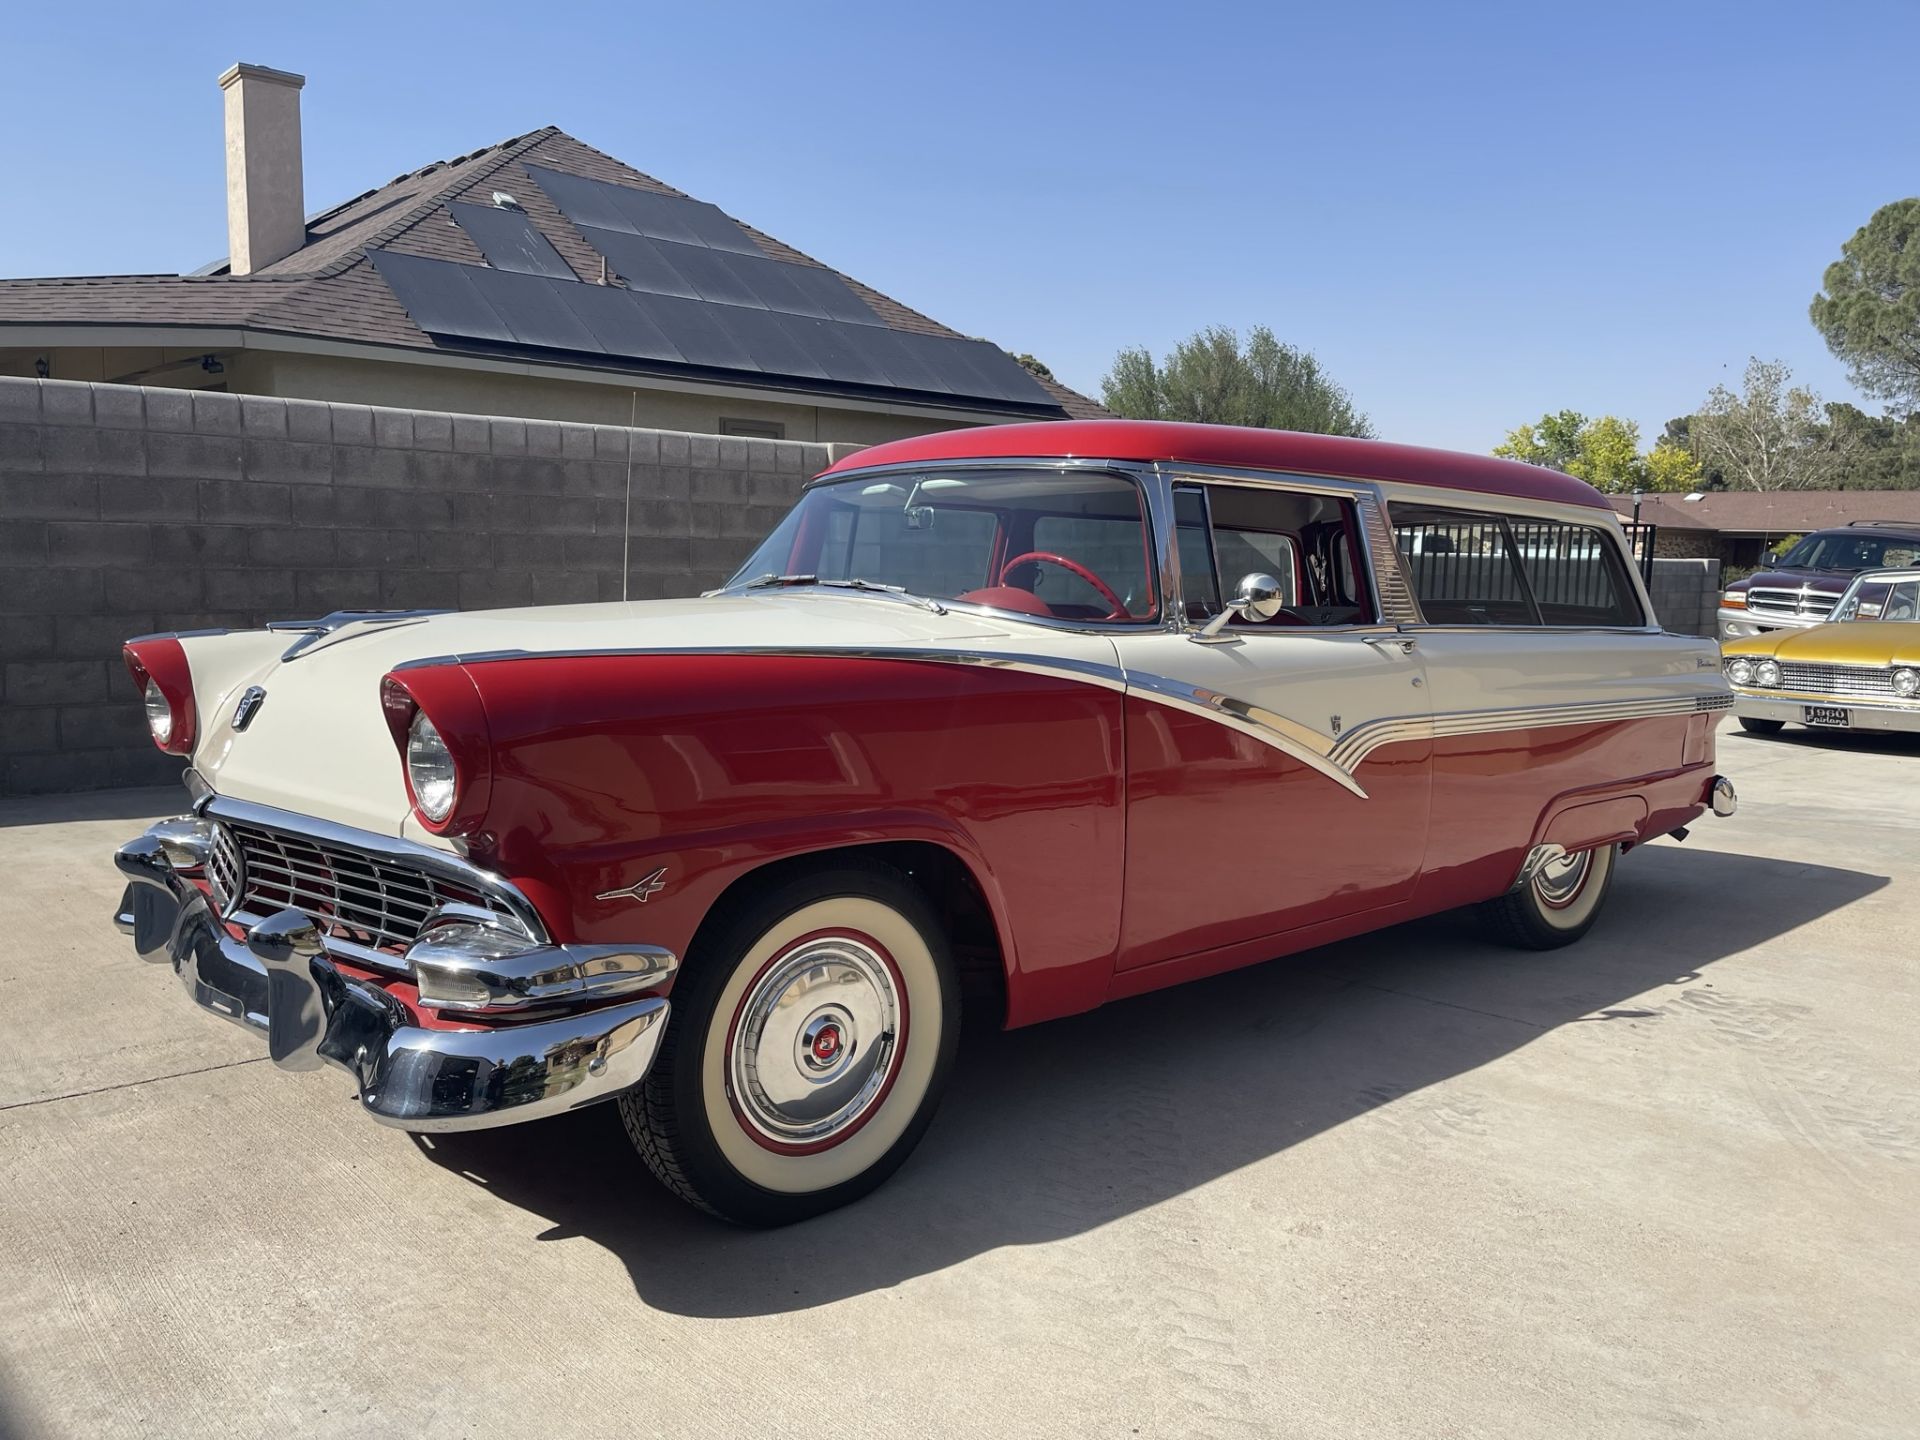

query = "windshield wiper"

[817,578,946,613]
[731,573,945,614]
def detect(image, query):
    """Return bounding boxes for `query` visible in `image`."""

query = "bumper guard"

[113,822,671,1132]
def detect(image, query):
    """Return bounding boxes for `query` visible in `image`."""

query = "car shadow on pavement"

[413,844,1885,1318]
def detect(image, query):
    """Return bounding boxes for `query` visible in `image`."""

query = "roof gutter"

[0,322,1059,426]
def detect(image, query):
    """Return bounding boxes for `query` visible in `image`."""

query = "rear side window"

[1392,505,1642,627]
[1506,518,1644,626]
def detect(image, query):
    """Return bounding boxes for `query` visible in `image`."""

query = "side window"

[1506,518,1645,626]
[1173,488,1223,618]
[1393,506,1644,627]
[1184,483,1375,627]
[1392,507,1533,625]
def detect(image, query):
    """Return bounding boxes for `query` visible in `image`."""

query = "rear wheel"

[1738,717,1786,736]
[620,861,959,1226]
[1476,843,1618,950]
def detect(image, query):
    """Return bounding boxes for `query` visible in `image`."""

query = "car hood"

[1727,567,1851,595]
[179,593,1036,838]
[1725,621,1920,667]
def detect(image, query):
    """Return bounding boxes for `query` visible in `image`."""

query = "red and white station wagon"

[114,419,1737,1224]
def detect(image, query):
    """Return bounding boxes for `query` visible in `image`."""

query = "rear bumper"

[113,824,669,1132]
[1732,694,1920,734]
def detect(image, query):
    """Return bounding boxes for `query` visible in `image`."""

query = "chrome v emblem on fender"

[596,866,668,905]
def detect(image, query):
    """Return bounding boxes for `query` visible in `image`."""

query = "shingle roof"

[0,126,1104,419]
[1608,491,1920,534]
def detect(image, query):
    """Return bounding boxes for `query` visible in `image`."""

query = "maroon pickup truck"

[1719,523,1920,640]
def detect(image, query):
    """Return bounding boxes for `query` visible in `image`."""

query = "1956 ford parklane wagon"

[113,419,1737,1224]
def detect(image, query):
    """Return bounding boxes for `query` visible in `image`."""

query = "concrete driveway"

[2,730,1916,1439]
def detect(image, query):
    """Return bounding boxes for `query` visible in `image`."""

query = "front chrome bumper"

[1731,694,1920,734]
[1717,608,1830,641]
[113,820,670,1132]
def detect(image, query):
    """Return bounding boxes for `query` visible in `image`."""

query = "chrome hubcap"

[730,936,902,1146]
[1533,849,1592,909]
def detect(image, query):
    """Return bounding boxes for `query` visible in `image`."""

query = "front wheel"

[1738,717,1786,736]
[619,861,959,1226]
[1475,843,1618,950]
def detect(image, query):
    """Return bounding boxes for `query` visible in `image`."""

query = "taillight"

[380,668,492,835]
[122,638,196,755]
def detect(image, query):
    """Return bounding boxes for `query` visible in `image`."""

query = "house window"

[719,418,785,440]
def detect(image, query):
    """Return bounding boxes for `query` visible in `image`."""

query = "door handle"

[1365,635,1418,654]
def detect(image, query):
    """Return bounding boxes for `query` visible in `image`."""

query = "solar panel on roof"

[369,250,515,344]
[520,166,628,232]
[374,250,1059,409]
[575,226,701,299]
[707,306,832,380]
[445,202,575,279]
[647,241,765,309]
[782,263,885,327]
[550,278,686,363]
[526,165,761,255]
[785,315,893,389]
[468,268,603,353]
[641,293,760,372]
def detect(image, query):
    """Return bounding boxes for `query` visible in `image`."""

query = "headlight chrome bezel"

[1726,656,1756,686]
[1894,667,1920,700]
[1754,659,1783,689]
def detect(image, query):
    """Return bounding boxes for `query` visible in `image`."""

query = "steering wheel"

[998,551,1127,620]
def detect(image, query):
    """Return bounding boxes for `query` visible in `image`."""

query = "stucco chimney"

[219,62,306,275]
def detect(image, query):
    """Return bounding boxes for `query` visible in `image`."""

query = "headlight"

[1726,657,1755,686]
[1721,591,1748,609]
[1895,668,1920,699]
[407,711,457,822]
[144,678,173,745]
[1755,660,1782,688]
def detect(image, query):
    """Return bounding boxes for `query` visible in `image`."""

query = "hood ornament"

[597,866,668,905]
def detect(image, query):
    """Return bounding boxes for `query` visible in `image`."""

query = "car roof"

[821,419,1614,512]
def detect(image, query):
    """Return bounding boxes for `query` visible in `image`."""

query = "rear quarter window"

[1393,505,1643,627]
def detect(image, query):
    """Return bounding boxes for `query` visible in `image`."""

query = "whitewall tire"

[620,861,959,1226]
[1476,843,1618,950]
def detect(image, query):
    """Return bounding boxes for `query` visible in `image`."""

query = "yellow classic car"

[1722,568,1920,736]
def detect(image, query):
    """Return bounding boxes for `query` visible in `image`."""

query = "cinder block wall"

[0,377,858,796]
[1647,557,1722,638]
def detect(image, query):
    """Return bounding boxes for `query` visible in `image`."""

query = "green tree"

[1643,439,1704,492]
[1810,198,1920,411]
[1494,411,1699,492]
[1689,357,1858,491]
[1494,409,1588,473]
[1100,325,1373,436]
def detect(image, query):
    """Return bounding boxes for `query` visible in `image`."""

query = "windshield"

[1832,573,1920,623]
[1775,532,1920,571]
[729,467,1158,623]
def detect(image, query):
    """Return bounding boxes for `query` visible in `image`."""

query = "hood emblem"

[597,866,668,905]
[232,686,267,731]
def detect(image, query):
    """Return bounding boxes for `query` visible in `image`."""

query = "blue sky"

[7,1,1916,450]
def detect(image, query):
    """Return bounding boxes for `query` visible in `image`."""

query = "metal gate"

[1620,522,1657,583]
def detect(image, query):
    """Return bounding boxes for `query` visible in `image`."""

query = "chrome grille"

[1747,587,1841,621]
[1774,663,1900,700]
[218,818,514,958]
[207,823,245,917]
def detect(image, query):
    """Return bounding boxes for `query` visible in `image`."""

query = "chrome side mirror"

[1194,572,1285,641]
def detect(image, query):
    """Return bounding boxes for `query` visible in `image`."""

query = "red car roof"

[823,419,1612,512]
